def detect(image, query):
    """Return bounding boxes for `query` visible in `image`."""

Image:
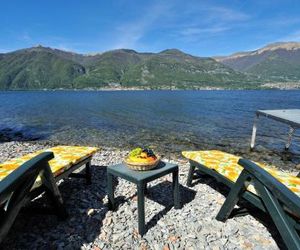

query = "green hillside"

[121,49,255,88]
[74,49,143,88]
[0,45,262,90]
[247,54,300,81]
[0,47,85,89]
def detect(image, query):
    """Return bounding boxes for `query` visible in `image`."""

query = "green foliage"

[121,53,259,88]
[248,55,300,81]
[0,46,265,90]
[0,49,85,89]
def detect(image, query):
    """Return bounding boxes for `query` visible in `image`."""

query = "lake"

[0,90,299,153]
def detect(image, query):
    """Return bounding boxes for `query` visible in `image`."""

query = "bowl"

[124,156,161,171]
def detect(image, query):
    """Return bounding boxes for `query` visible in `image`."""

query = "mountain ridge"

[215,42,300,59]
[215,42,300,81]
[0,45,260,90]
[1,42,300,90]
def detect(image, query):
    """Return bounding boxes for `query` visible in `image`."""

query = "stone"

[168,235,179,243]
[87,208,95,216]
[163,244,170,250]
[105,216,112,226]
[0,141,282,250]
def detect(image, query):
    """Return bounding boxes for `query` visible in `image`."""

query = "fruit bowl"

[124,156,160,171]
[124,148,160,171]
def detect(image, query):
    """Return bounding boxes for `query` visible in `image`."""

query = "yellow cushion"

[182,150,300,197]
[0,146,99,182]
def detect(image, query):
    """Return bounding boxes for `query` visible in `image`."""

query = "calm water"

[0,90,299,153]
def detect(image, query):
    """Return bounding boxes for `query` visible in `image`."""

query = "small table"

[250,109,300,150]
[107,161,180,236]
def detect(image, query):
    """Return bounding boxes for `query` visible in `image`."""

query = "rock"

[163,244,170,250]
[87,208,95,216]
[0,141,281,250]
[168,235,179,243]
[105,216,112,226]
[187,234,197,239]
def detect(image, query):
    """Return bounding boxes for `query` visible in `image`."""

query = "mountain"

[0,46,85,89]
[215,42,300,82]
[121,49,254,88]
[2,42,300,90]
[0,46,259,90]
[74,49,144,88]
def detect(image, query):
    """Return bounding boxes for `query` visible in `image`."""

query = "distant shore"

[1,84,300,91]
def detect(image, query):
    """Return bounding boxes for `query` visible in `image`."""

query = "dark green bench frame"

[187,159,300,250]
[0,152,93,243]
[0,152,66,242]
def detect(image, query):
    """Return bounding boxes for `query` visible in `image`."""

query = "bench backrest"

[0,152,54,242]
[238,159,300,217]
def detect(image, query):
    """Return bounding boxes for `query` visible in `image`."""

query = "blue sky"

[1,0,300,56]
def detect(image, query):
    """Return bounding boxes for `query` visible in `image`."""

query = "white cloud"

[111,2,172,49]
[108,2,252,50]
[208,6,249,22]
[180,26,229,36]
[176,3,250,24]
[164,3,251,43]
[269,17,300,27]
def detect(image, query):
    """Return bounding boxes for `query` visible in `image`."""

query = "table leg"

[250,114,259,150]
[173,169,181,209]
[285,126,295,150]
[107,172,115,210]
[137,183,145,236]
[144,183,148,195]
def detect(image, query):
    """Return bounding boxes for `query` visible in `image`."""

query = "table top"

[257,109,300,128]
[107,161,178,183]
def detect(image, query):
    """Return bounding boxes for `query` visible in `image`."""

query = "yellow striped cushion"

[182,150,300,196]
[0,146,99,182]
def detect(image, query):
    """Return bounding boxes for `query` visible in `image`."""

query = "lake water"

[0,90,299,153]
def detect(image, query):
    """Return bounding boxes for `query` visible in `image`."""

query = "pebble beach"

[1,140,299,249]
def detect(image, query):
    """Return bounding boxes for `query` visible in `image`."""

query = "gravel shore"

[1,141,299,249]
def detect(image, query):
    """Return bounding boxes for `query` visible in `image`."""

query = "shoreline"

[1,86,300,92]
[1,139,298,171]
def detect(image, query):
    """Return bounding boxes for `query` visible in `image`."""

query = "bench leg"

[41,163,68,219]
[187,165,195,187]
[173,169,181,209]
[86,161,92,185]
[216,170,250,222]
[107,172,115,210]
[137,183,145,236]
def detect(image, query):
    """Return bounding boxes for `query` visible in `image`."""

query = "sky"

[1,0,300,56]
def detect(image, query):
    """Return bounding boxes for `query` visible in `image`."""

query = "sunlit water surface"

[0,90,299,153]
